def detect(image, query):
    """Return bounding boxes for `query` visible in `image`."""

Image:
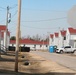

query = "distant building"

[66,27,76,47]
[10,39,49,50]
[49,27,76,48]
[53,32,59,47]
[58,30,66,48]
[49,34,54,46]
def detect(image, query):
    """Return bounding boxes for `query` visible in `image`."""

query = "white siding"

[53,36,59,47]
[58,32,63,48]
[10,44,48,50]
[49,38,54,46]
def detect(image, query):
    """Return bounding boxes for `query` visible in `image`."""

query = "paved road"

[31,51,76,71]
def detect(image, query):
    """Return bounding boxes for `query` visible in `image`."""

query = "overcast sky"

[0,0,76,37]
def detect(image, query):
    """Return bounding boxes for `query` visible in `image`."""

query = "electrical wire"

[0,6,5,9]
[22,8,67,12]
[10,4,17,9]
[21,17,66,22]
[11,10,18,19]
[21,24,59,30]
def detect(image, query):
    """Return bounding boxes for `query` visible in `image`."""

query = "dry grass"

[0,51,76,75]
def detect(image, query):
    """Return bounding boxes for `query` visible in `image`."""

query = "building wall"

[49,38,54,46]
[66,29,76,47]
[3,31,10,49]
[58,32,63,48]
[10,44,48,50]
[53,36,59,47]
[66,30,70,46]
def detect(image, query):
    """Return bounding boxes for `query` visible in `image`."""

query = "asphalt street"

[31,51,76,71]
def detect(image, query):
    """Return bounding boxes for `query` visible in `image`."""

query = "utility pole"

[5,6,9,51]
[43,34,44,50]
[15,0,21,72]
[47,32,49,50]
[0,31,1,57]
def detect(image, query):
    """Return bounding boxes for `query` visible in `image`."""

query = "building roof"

[68,28,76,34]
[60,30,66,36]
[54,33,59,37]
[10,39,49,45]
[50,34,53,38]
[0,25,10,37]
[0,25,6,30]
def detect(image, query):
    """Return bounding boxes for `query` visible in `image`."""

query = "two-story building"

[49,27,76,48]
[53,32,59,47]
[49,34,53,46]
[66,27,76,47]
[0,25,10,50]
[58,30,66,48]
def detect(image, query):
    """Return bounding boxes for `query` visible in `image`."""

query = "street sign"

[68,5,76,28]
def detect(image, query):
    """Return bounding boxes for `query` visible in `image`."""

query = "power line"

[21,25,59,30]
[22,8,67,12]
[11,10,18,19]
[21,17,66,22]
[0,6,5,9]
[10,4,18,9]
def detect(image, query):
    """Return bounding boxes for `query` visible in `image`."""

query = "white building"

[49,34,54,46]
[49,27,76,48]
[53,32,59,47]
[58,30,66,48]
[10,39,49,50]
[66,27,76,47]
[0,25,10,50]
[49,30,66,48]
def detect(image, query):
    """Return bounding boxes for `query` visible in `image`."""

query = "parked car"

[56,46,76,54]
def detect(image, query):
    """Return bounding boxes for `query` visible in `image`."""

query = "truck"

[56,46,76,54]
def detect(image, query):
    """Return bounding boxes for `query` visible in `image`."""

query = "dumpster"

[49,46,54,53]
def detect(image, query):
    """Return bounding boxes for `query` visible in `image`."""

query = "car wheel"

[60,50,63,54]
[74,50,76,55]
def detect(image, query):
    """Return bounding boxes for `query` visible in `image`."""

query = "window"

[46,45,47,47]
[34,45,36,48]
[64,36,66,40]
[24,44,25,47]
[64,46,71,48]
[12,44,14,46]
[40,45,42,47]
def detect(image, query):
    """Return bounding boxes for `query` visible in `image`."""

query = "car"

[56,46,76,54]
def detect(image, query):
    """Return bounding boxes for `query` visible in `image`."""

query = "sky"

[0,0,76,38]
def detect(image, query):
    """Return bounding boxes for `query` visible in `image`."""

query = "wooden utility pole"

[15,0,21,72]
[43,34,44,50]
[0,31,1,57]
